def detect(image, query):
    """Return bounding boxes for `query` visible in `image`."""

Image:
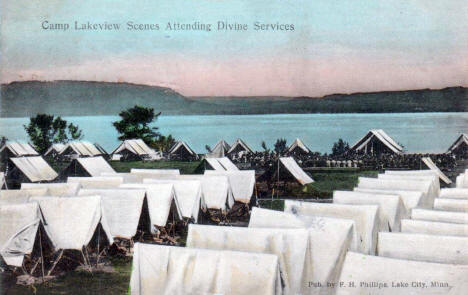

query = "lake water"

[0,113,467,154]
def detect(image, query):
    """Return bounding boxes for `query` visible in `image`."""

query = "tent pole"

[47,249,64,276]
[39,228,45,282]
[96,226,101,267]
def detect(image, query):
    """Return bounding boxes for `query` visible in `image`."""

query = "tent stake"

[47,249,63,276]
[39,229,45,282]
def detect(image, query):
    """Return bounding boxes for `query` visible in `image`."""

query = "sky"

[1,0,467,97]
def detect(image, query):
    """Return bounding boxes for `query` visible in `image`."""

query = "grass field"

[3,162,377,294]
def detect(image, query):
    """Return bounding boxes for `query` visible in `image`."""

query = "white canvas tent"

[168,141,198,160]
[22,182,81,196]
[279,157,314,185]
[59,141,104,157]
[440,188,468,199]
[357,177,434,208]
[9,156,58,182]
[205,170,255,203]
[378,232,468,265]
[249,207,357,292]
[65,156,116,177]
[100,172,146,183]
[29,196,114,250]
[176,175,235,211]
[333,190,406,231]
[120,183,182,231]
[287,138,311,155]
[227,138,253,156]
[349,129,404,155]
[187,224,307,295]
[354,187,424,210]
[447,133,468,155]
[68,176,123,189]
[421,157,452,184]
[204,158,226,171]
[0,202,41,266]
[0,172,5,189]
[78,188,146,239]
[434,198,468,212]
[285,200,380,255]
[143,179,205,222]
[337,252,468,295]
[401,219,468,237]
[217,157,239,171]
[377,173,440,203]
[207,139,230,158]
[111,139,159,160]
[44,143,66,157]
[411,209,468,224]
[129,243,282,295]
[0,142,38,157]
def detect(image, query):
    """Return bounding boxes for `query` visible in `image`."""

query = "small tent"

[0,202,42,267]
[440,188,468,200]
[143,179,206,223]
[377,173,440,202]
[78,188,147,239]
[0,141,38,158]
[120,183,182,232]
[354,188,424,210]
[0,188,48,205]
[338,252,468,295]
[333,190,407,231]
[61,156,116,178]
[206,139,230,158]
[434,198,468,212]
[168,141,198,161]
[280,157,314,185]
[217,157,239,171]
[21,182,81,196]
[130,168,180,176]
[59,141,104,159]
[447,133,468,157]
[227,138,253,157]
[378,232,468,265]
[6,156,58,188]
[129,243,282,295]
[43,143,66,159]
[349,129,403,155]
[204,170,255,204]
[401,219,468,237]
[287,138,311,156]
[111,139,159,161]
[67,176,123,189]
[421,157,452,184]
[285,200,381,255]
[29,195,114,250]
[197,157,239,173]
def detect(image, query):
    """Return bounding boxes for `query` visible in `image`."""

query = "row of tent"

[128,168,468,294]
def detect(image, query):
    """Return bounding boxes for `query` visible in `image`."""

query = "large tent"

[6,156,58,188]
[338,252,468,295]
[59,141,104,159]
[143,179,206,222]
[0,202,42,266]
[447,133,468,157]
[78,188,147,239]
[349,129,404,155]
[377,173,440,201]
[279,157,314,185]
[29,196,114,250]
[354,188,424,210]
[68,176,124,189]
[333,190,407,231]
[111,139,159,161]
[206,139,230,158]
[204,170,255,204]
[0,142,38,158]
[401,219,468,237]
[287,138,311,156]
[285,200,381,255]
[227,138,253,157]
[248,207,357,291]
[129,243,282,295]
[187,224,308,295]
[168,141,198,161]
[378,232,468,264]
[61,156,116,178]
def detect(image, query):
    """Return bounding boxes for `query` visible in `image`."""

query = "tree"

[332,138,350,156]
[113,105,161,144]
[274,138,287,155]
[24,114,84,153]
[151,134,176,153]
[261,141,269,152]
[205,145,212,153]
